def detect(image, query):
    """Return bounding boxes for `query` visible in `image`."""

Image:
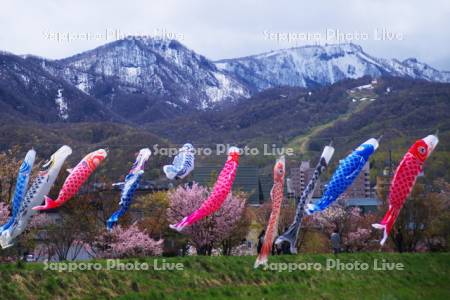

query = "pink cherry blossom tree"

[166,183,247,255]
[309,203,379,252]
[0,202,8,224]
[94,223,163,258]
[310,204,359,235]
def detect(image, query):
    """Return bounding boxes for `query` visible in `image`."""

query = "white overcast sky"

[1,0,449,69]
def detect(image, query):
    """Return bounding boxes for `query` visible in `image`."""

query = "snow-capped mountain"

[215,43,450,91]
[380,57,450,83]
[0,52,119,123]
[2,40,450,124]
[41,37,250,117]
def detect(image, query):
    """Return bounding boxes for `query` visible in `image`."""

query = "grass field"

[0,253,449,299]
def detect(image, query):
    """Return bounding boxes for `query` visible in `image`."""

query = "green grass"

[0,253,449,299]
[287,99,372,155]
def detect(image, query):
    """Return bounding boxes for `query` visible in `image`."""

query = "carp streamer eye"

[418,146,426,155]
[42,159,53,170]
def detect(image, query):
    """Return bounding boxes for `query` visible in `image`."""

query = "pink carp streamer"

[33,149,108,211]
[372,134,438,245]
[170,147,240,231]
[255,156,285,268]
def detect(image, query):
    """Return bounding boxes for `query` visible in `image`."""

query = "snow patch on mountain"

[55,89,69,120]
[19,74,30,85]
[165,100,181,109]
[204,72,249,108]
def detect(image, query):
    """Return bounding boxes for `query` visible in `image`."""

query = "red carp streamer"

[255,156,285,268]
[372,134,438,245]
[170,147,240,231]
[33,149,107,211]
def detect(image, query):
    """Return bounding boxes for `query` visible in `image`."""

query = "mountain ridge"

[39,37,251,112]
[216,43,450,91]
[1,39,450,126]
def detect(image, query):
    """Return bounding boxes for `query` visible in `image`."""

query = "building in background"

[289,161,323,199]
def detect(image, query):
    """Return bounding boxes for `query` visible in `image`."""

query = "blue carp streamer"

[0,150,36,233]
[163,143,195,180]
[306,138,379,215]
[106,148,151,230]
[1,146,72,249]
